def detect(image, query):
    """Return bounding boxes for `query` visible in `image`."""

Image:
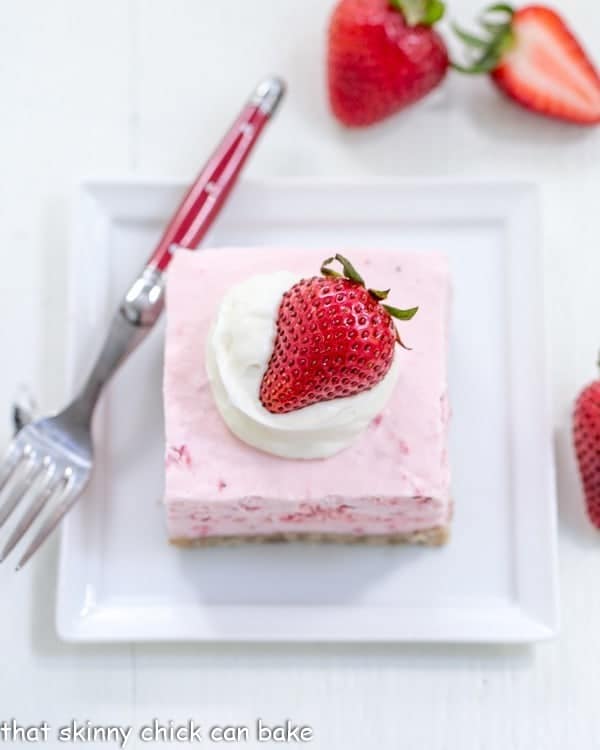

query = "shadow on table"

[456,76,595,148]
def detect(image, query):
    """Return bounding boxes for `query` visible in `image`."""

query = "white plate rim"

[55,176,559,644]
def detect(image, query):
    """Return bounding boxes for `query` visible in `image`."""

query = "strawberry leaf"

[451,6,514,75]
[321,254,365,285]
[423,0,445,25]
[320,257,343,278]
[484,3,514,17]
[394,328,412,350]
[334,254,365,285]
[369,288,391,301]
[383,304,419,320]
[389,0,445,27]
[452,24,488,49]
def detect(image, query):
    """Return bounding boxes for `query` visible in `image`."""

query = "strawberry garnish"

[574,370,600,529]
[327,0,449,127]
[259,254,418,414]
[453,4,600,125]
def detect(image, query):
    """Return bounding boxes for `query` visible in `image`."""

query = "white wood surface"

[1,0,599,747]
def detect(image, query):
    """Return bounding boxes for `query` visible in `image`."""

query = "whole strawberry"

[327,0,449,127]
[574,373,600,528]
[453,4,600,125]
[259,254,418,414]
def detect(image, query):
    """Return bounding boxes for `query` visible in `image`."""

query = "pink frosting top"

[163,247,451,539]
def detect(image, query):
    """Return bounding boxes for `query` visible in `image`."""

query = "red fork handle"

[147,77,285,271]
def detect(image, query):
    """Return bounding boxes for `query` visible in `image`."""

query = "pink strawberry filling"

[167,495,449,539]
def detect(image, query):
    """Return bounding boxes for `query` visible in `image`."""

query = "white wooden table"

[1,1,600,747]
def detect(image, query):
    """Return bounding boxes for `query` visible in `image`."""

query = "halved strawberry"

[453,4,600,125]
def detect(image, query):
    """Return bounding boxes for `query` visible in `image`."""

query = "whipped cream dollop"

[206,271,400,459]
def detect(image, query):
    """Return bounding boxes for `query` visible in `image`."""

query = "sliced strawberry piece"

[453,4,600,124]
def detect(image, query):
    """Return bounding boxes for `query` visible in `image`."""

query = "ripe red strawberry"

[259,254,418,414]
[574,375,600,528]
[453,4,600,125]
[327,0,449,127]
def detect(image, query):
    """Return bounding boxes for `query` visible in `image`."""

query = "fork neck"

[70,266,166,423]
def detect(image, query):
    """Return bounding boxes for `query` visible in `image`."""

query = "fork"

[0,76,285,570]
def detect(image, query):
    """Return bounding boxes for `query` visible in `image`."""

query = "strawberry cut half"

[453,4,600,125]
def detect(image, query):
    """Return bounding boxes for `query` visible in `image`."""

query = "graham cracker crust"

[171,525,449,548]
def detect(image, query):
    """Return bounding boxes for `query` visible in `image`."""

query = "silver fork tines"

[0,445,43,528]
[0,415,94,570]
[0,442,26,497]
[0,458,60,563]
[14,470,80,571]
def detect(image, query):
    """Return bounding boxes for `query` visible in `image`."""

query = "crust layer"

[170,526,449,548]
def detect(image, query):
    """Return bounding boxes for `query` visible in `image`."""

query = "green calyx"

[320,253,418,349]
[369,288,391,301]
[321,254,365,285]
[451,3,515,74]
[382,304,419,321]
[389,0,445,26]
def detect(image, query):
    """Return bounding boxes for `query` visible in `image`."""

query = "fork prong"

[16,469,86,571]
[0,465,60,563]
[0,441,25,495]
[0,452,43,529]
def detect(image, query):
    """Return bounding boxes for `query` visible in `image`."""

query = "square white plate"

[56,178,558,643]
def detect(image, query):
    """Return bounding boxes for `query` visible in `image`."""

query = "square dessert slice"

[164,247,451,545]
